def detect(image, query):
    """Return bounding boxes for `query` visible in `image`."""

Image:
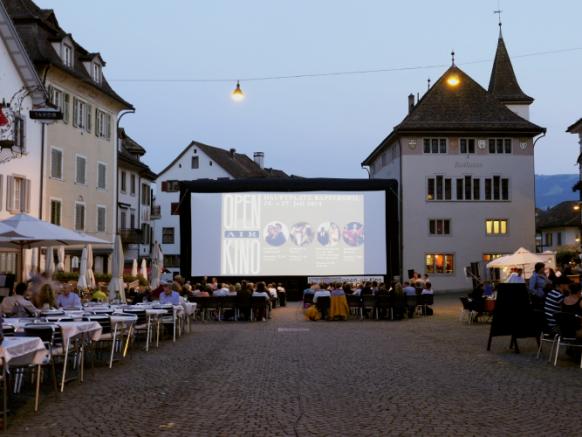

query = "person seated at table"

[421,282,434,295]
[561,282,582,339]
[34,283,57,310]
[544,280,567,332]
[57,283,82,309]
[213,283,230,297]
[1,282,40,316]
[159,281,181,305]
[92,286,109,303]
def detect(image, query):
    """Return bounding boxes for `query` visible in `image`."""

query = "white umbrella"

[77,247,88,289]
[25,247,37,280]
[57,246,65,272]
[140,258,148,282]
[150,241,161,289]
[86,244,96,289]
[131,258,138,277]
[45,246,55,277]
[487,247,546,269]
[108,234,126,303]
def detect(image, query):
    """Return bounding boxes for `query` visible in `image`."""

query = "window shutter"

[86,104,92,132]
[19,117,26,152]
[23,178,31,213]
[95,108,100,137]
[6,176,14,212]
[47,85,55,104]
[0,175,3,211]
[106,114,111,139]
[63,94,70,124]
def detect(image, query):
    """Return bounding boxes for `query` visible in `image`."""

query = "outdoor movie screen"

[190,191,387,276]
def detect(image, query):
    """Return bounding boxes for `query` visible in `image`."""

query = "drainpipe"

[115,109,135,235]
[532,129,547,253]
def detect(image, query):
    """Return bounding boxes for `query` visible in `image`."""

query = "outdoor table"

[145,309,167,349]
[107,314,138,368]
[182,302,197,332]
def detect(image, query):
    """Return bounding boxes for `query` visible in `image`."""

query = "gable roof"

[488,35,534,104]
[567,117,582,133]
[536,201,580,229]
[362,65,545,165]
[157,141,292,180]
[3,0,132,109]
[117,128,156,180]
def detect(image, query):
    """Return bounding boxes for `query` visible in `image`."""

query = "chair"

[83,314,116,368]
[22,324,60,412]
[315,296,331,320]
[219,296,237,321]
[251,296,268,321]
[123,309,151,351]
[553,312,582,367]
[459,297,477,323]
[376,295,392,320]
[420,294,434,316]
[303,294,314,308]
[405,295,419,318]
[362,295,377,320]
[347,295,362,320]
[159,305,179,342]
[203,297,220,321]
[536,319,559,363]
[236,294,252,321]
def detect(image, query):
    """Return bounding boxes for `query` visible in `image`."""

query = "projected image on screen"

[190,191,386,276]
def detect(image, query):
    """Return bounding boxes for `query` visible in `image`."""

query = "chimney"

[253,152,264,169]
[229,148,236,157]
[408,93,415,113]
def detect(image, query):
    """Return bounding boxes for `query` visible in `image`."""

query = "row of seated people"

[304,281,435,320]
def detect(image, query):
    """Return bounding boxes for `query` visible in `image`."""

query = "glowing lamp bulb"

[446,74,460,87]
[231,81,245,102]
[574,205,580,211]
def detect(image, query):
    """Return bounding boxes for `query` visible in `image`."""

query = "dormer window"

[92,62,102,84]
[63,43,73,67]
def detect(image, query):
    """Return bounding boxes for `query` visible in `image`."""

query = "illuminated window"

[425,253,454,274]
[486,219,508,235]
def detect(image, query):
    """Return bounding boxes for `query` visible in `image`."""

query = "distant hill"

[536,174,579,210]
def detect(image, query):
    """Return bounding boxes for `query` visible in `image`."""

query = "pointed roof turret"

[488,34,534,104]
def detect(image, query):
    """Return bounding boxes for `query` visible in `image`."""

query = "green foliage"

[556,248,579,267]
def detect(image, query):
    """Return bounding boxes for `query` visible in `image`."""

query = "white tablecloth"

[56,321,102,343]
[109,314,138,325]
[182,302,197,316]
[0,337,48,366]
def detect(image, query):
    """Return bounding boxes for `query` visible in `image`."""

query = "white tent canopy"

[487,247,546,274]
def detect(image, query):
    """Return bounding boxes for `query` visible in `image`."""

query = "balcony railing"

[151,205,161,220]
[119,228,145,245]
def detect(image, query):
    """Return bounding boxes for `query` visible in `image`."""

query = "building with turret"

[362,27,545,291]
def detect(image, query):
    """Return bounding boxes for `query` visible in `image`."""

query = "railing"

[119,228,145,245]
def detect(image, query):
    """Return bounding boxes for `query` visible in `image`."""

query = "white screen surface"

[190,191,386,276]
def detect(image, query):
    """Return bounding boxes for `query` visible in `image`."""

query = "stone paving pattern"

[7,295,582,436]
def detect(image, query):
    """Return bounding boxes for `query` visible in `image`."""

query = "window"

[460,138,475,154]
[488,138,512,154]
[14,116,25,151]
[484,176,509,200]
[75,202,85,231]
[142,223,151,245]
[50,199,62,225]
[162,227,175,244]
[425,254,454,274]
[141,184,151,206]
[191,156,199,169]
[486,219,508,235]
[95,109,111,139]
[423,138,447,154]
[120,171,127,193]
[130,174,136,196]
[557,232,562,246]
[456,176,481,200]
[130,210,135,229]
[97,206,106,232]
[427,176,452,201]
[6,176,30,213]
[483,253,504,281]
[50,86,69,124]
[75,155,86,184]
[171,202,180,215]
[544,232,553,247]
[72,98,91,132]
[63,44,73,67]
[120,210,127,229]
[429,219,450,235]
[50,148,63,179]
[97,163,106,190]
[63,93,70,124]
[92,63,102,83]
[164,254,180,268]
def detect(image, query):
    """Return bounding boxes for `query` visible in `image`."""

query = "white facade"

[154,144,231,274]
[537,227,579,252]
[0,3,45,275]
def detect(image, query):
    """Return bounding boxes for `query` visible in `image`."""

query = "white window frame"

[425,253,455,275]
[50,147,64,180]
[62,43,73,67]
[75,154,87,185]
[130,174,136,196]
[485,219,509,236]
[120,171,127,193]
[428,218,452,236]
[74,201,86,231]
[49,197,63,226]
[423,138,448,154]
[96,205,106,233]
[72,97,91,132]
[97,161,107,190]
[92,62,102,84]
[95,109,111,140]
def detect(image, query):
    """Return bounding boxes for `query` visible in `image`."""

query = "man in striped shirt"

[544,279,568,331]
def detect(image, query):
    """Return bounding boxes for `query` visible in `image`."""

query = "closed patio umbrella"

[140,258,148,282]
[77,247,88,289]
[45,246,55,277]
[131,258,138,277]
[108,234,126,303]
[57,246,65,272]
[150,242,161,289]
[86,244,96,289]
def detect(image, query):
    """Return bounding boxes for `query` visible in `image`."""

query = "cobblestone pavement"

[7,295,582,436]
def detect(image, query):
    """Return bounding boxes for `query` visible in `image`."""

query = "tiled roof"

[157,141,293,180]
[536,201,580,229]
[567,117,582,133]
[488,35,534,104]
[117,129,156,180]
[3,0,132,109]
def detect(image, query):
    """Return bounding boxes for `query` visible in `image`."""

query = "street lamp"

[231,81,245,102]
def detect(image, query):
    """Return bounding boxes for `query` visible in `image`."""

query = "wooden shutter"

[63,94,70,124]
[86,104,92,133]
[95,108,100,137]
[23,178,30,213]
[72,98,78,127]
[6,176,14,212]
[0,175,3,211]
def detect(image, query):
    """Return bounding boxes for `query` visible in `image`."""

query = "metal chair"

[347,295,363,320]
[362,295,377,320]
[553,312,582,367]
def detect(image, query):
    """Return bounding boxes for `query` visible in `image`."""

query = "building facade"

[362,31,545,291]
[0,0,46,275]
[117,128,155,263]
[5,0,133,273]
[535,201,580,253]
[154,142,289,276]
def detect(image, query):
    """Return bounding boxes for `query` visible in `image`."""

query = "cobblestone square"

[7,295,582,436]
